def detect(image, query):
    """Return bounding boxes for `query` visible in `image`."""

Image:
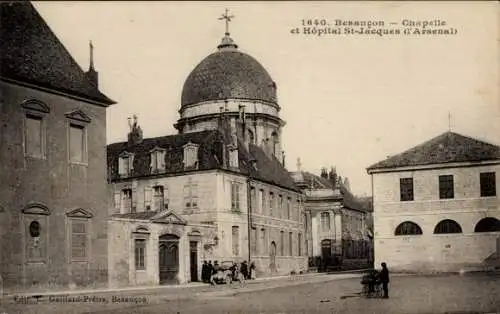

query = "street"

[2,272,500,314]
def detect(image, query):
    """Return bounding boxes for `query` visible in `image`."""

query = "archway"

[474,217,500,233]
[159,234,180,284]
[269,241,277,273]
[321,239,332,272]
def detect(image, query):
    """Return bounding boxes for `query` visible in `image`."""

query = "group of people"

[201,260,257,285]
[363,262,390,298]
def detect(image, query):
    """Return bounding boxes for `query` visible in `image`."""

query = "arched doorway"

[321,239,332,272]
[159,234,179,284]
[269,241,277,273]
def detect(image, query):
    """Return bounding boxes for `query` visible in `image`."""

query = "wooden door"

[159,234,179,284]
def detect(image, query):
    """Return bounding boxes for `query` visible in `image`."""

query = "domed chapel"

[107,10,307,287]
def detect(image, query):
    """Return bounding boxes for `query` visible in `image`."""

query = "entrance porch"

[107,210,215,288]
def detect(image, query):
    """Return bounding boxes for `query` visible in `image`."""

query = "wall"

[0,81,109,291]
[372,164,500,272]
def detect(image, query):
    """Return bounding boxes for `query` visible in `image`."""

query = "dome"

[181,36,278,107]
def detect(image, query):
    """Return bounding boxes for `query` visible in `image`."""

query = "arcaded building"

[0,2,115,292]
[367,131,500,273]
[107,28,307,286]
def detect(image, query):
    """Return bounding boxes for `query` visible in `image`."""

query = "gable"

[21,99,50,113]
[22,202,51,215]
[151,210,187,225]
[66,208,93,218]
[65,109,91,123]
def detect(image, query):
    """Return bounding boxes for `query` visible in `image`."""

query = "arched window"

[271,131,279,156]
[394,221,423,236]
[474,217,500,233]
[433,219,462,234]
[320,212,331,232]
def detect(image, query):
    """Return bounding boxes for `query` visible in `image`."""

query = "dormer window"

[183,141,199,170]
[119,151,134,177]
[150,147,166,173]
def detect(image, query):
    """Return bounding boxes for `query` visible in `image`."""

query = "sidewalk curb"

[1,270,370,300]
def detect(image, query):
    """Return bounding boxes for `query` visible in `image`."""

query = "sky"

[33,1,499,196]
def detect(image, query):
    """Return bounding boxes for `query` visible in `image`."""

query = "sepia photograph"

[0,1,499,313]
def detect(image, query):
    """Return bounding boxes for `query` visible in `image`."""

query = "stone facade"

[0,81,111,292]
[370,163,500,272]
[107,168,307,286]
[291,169,372,270]
[367,132,500,273]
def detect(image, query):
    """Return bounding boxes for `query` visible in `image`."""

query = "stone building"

[0,2,115,292]
[106,28,307,287]
[367,131,500,273]
[291,165,372,271]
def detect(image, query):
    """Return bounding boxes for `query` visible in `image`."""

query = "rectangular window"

[269,192,274,216]
[480,172,496,197]
[232,226,239,256]
[231,182,241,211]
[122,188,133,213]
[251,227,257,255]
[321,212,330,232]
[278,195,283,218]
[250,187,256,213]
[439,175,454,199]
[183,179,198,210]
[69,124,85,163]
[280,231,285,256]
[260,189,265,214]
[71,220,88,260]
[298,233,302,256]
[289,232,293,256]
[400,178,414,201]
[260,228,266,255]
[286,197,291,220]
[25,114,44,157]
[134,239,146,270]
[153,186,164,210]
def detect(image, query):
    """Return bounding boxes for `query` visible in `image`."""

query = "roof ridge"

[367,131,500,171]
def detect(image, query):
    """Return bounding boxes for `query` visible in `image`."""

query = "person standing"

[240,260,249,280]
[201,261,208,283]
[379,262,390,298]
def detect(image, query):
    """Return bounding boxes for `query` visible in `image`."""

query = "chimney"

[127,114,143,146]
[86,40,99,88]
[320,167,328,179]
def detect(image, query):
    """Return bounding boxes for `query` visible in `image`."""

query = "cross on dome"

[218,8,234,36]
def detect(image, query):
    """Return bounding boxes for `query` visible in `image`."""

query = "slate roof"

[107,129,300,192]
[181,42,277,107]
[367,132,500,171]
[0,2,115,105]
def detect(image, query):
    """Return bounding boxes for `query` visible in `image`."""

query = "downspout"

[247,176,252,264]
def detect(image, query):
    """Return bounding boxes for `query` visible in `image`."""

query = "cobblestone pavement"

[2,272,499,314]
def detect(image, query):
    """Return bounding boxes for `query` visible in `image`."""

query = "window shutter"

[160,151,166,170]
[144,186,152,209]
[150,152,156,171]
[118,158,125,175]
[129,155,134,173]
[114,191,121,211]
